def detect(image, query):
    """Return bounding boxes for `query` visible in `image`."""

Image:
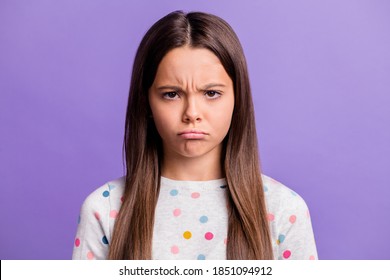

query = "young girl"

[72,10,318,260]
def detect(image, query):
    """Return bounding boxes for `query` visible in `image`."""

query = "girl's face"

[148,46,234,160]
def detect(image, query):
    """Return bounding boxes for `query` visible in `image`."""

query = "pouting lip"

[178,129,208,135]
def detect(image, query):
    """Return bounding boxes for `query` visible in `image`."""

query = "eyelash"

[162,91,222,100]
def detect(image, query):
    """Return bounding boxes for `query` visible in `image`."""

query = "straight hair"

[108,10,274,260]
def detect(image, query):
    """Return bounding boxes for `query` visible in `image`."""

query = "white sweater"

[72,174,318,260]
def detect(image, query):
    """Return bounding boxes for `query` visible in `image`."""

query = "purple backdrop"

[1,0,389,260]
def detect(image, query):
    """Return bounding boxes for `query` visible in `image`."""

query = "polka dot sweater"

[72,174,318,260]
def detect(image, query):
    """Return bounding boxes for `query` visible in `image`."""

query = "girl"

[72,10,318,260]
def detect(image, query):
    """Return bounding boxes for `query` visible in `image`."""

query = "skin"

[148,45,235,181]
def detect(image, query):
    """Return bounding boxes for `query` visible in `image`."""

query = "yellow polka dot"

[183,231,192,239]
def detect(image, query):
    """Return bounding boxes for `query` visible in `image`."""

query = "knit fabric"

[72,174,318,260]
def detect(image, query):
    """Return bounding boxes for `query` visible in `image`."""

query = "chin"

[167,141,222,159]
[179,146,219,159]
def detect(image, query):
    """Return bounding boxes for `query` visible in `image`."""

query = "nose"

[182,96,202,123]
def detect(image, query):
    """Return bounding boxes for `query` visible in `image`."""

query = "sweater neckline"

[160,176,227,189]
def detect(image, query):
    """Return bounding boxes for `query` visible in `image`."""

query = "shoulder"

[261,174,310,215]
[80,176,126,214]
[261,174,318,260]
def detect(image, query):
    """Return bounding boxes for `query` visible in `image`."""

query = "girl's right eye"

[162,92,179,100]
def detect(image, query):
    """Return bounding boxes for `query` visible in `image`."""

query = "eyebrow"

[156,83,226,91]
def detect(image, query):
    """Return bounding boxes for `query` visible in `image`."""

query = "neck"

[161,146,224,181]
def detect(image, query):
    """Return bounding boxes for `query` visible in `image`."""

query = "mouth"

[178,130,207,139]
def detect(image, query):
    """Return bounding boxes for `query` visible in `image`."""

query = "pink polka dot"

[267,213,275,221]
[173,208,181,217]
[120,196,124,203]
[191,192,200,199]
[171,245,179,254]
[289,215,296,224]
[309,255,315,260]
[87,251,94,260]
[75,238,80,247]
[110,210,118,218]
[224,238,228,245]
[94,212,100,220]
[283,250,291,259]
[205,232,214,240]
[306,209,310,218]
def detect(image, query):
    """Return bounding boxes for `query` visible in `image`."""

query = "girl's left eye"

[162,92,179,99]
[205,90,221,99]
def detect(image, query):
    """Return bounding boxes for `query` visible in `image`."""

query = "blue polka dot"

[197,254,206,260]
[108,184,116,191]
[102,190,110,197]
[220,185,227,189]
[263,185,268,192]
[199,216,208,223]
[291,191,297,196]
[102,236,109,245]
[170,189,178,196]
[278,234,286,243]
[78,215,81,224]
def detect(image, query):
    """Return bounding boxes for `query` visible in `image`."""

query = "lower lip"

[179,133,206,139]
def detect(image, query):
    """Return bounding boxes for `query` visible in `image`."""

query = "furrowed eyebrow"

[156,83,226,91]
[156,85,182,91]
[202,83,226,90]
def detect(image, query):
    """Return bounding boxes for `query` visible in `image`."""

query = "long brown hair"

[108,10,273,260]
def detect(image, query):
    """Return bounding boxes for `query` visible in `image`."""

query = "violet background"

[1,0,389,260]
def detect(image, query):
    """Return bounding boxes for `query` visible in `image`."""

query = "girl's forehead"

[160,46,221,65]
[153,46,231,87]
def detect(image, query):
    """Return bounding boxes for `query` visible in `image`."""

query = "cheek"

[152,113,168,137]
[220,114,234,134]
[211,103,234,135]
[150,107,178,139]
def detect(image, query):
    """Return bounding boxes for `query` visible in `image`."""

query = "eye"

[205,90,221,99]
[162,91,179,100]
